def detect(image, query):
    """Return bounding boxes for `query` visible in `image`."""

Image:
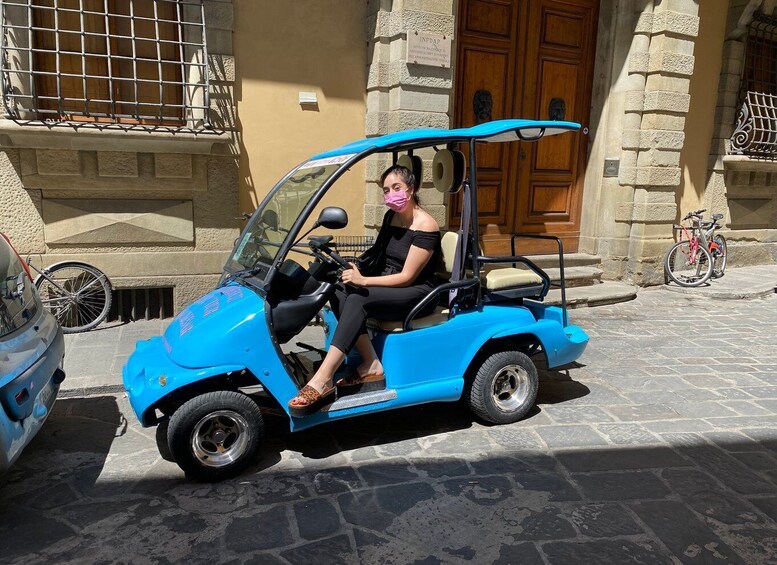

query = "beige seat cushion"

[482,268,543,290]
[367,307,450,333]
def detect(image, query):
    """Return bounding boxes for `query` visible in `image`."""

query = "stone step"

[543,266,603,288]
[485,265,603,288]
[546,281,638,309]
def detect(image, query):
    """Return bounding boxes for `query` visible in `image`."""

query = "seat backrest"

[440,231,459,277]
[439,231,486,278]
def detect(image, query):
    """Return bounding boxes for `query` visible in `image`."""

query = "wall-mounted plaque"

[406,31,452,68]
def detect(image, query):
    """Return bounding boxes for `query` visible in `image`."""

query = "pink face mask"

[384,189,411,212]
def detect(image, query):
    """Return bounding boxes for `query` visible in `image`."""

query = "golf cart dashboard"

[268,257,338,344]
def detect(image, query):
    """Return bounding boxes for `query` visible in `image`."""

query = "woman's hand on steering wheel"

[341,262,366,287]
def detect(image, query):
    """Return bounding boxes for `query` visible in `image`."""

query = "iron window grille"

[730,10,777,160]
[0,0,211,131]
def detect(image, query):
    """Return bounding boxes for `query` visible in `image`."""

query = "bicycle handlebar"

[683,208,706,220]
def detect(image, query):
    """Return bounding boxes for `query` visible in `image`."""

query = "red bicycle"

[664,209,727,287]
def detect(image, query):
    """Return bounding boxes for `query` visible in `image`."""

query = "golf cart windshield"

[226,157,350,275]
[225,119,581,282]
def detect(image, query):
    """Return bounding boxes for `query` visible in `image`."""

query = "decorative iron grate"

[0,0,210,131]
[332,235,375,262]
[730,10,777,159]
[108,286,174,322]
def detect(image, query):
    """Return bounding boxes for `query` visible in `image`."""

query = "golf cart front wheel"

[167,390,264,482]
[155,419,175,462]
[465,350,538,424]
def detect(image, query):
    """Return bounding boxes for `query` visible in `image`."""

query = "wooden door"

[452,0,599,255]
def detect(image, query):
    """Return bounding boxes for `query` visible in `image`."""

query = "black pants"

[329,283,435,352]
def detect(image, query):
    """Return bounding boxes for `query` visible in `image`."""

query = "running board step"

[324,389,397,412]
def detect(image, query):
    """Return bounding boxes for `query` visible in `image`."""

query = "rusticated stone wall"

[363,0,456,234]
[616,1,701,285]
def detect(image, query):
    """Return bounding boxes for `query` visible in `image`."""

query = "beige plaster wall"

[678,0,727,218]
[234,0,368,235]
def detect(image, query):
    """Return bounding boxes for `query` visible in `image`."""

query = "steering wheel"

[308,236,350,269]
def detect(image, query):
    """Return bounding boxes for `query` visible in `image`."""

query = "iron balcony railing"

[730,10,777,160]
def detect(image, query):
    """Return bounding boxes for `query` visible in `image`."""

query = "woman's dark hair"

[381,165,420,204]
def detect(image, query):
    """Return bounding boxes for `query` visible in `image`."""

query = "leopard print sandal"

[288,384,336,417]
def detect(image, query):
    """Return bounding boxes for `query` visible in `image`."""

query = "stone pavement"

[662,263,777,300]
[59,319,167,398]
[2,270,777,563]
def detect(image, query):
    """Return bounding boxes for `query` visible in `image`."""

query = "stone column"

[617,1,700,284]
[363,0,455,233]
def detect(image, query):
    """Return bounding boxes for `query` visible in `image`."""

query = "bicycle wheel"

[711,234,727,278]
[35,262,112,333]
[664,241,713,287]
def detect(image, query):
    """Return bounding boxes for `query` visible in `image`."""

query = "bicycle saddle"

[712,213,723,221]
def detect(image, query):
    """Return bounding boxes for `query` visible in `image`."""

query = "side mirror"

[316,207,348,230]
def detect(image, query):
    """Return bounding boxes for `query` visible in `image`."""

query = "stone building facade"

[0,0,238,314]
[355,0,777,285]
[3,0,775,319]
[706,0,777,265]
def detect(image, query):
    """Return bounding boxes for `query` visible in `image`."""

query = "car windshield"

[225,156,351,276]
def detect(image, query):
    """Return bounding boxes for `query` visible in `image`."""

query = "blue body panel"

[123,283,298,425]
[0,307,64,471]
[123,284,589,431]
[312,119,581,159]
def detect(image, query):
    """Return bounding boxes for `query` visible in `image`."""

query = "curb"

[59,384,125,399]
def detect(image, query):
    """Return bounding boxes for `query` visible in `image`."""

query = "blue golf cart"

[122,119,589,481]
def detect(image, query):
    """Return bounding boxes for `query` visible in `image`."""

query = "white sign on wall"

[406,31,452,68]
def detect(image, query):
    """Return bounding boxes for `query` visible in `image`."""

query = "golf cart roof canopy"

[312,119,581,159]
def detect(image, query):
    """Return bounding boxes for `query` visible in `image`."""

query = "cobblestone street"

[2,286,777,563]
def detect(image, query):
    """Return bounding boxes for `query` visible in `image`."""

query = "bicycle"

[664,209,727,287]
[26,258,113,333]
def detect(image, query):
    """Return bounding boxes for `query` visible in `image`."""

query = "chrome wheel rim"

[492,364,530,412]
[191,410,251,468]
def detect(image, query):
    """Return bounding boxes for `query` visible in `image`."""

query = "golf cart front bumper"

[122,336,245,426]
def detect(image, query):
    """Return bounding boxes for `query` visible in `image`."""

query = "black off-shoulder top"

[383,226,442,286]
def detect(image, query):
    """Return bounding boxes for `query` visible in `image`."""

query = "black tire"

[155,420,175,463]
[35,262,112,333]
[167,391,264,482]
[465,350,539,425]
[664,241,713,287]
[711,234,727,278]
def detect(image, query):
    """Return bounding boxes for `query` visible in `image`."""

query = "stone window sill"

[723,154,777,172]
[0,119,232,155]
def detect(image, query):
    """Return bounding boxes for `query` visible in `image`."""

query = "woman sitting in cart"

[288,165,441,415]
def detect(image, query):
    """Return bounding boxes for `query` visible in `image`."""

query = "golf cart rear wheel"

[466,350,538,424]
[167,390,264,482]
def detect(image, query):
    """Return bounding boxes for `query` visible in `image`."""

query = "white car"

[0,233,65,471]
